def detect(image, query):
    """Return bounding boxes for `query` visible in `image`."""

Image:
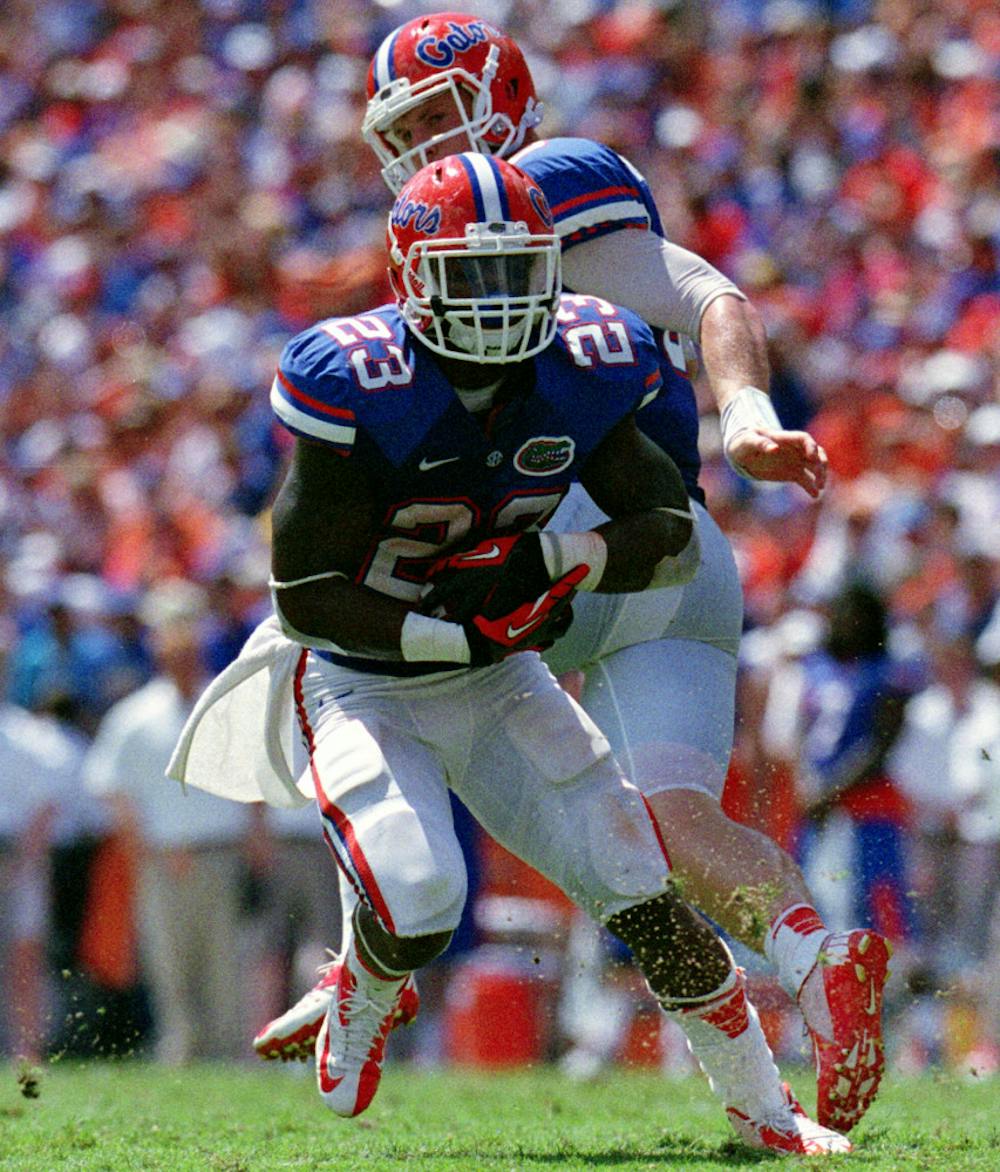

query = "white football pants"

[295,651,671,938]
[543,491,743,801]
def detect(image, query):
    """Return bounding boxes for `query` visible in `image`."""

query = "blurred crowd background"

[3,0,1000,1081]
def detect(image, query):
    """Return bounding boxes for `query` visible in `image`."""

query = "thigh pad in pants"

[443,654,672,923]
[581,638,738,802]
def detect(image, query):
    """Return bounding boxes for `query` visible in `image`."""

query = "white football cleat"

[253,956,419,1062]
[727,1082,853,1156]
[799,929,891,1132]
[315,956,407,1117]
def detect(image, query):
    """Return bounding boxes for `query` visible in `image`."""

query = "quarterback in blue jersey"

[258,151,852,1155]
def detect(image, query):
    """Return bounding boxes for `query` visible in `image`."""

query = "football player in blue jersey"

[258,12,888,1137]
[260,152,848,1151]
[318,12,889,1137]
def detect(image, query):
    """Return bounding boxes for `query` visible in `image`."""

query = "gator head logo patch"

[528,184,554,230]
[513,435,576,476]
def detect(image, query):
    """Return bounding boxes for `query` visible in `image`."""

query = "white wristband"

[538,530,608,592]
[720,385,781,478]
[400,612,471,664]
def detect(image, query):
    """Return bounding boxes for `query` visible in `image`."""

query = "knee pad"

[380,856,468,939]
[356,903,455,972]
[549,759,674,923]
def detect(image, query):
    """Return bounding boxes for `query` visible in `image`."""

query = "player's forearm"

[540,507,698,594]
[274,574,491,666]
[270,454,418,658]
[596,509,697,592]
[272,500,475,666]
[699,295,771,412]
[271,575,412,658]
[569,417,699,591]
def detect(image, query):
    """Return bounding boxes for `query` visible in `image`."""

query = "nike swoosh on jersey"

[418,455,461,471]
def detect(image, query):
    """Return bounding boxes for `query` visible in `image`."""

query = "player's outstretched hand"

[728,427,828,498]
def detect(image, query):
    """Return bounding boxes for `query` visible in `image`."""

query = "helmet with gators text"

[364,12,542,194]
[387,152,560,363]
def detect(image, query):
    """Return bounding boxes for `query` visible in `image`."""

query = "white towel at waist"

[166,614,311,808]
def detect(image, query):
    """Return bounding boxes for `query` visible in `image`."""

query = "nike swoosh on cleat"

[418,456,461,471]
[318,1027,344,1094]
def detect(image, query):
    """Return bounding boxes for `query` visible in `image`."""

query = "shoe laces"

[301,951,344,999]
[317,948,341,978]
[335,976,401,1066]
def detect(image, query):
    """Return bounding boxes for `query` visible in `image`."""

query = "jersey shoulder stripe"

[513,136,664,247]
[548,183,643,217]
[272,307,458,465]
[270,368,357,452]
[271,319,375,452]
[273,368,355,422]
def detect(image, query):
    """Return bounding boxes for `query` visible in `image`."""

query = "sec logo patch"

[513,436,575,476]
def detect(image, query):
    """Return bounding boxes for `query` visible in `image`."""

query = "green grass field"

[2,1061,998,1171]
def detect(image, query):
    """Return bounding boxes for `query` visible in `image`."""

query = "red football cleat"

[727,1082,853,1155]
[799,930,891,1132]
[253,957,418,1062]
[315,955,407,1117]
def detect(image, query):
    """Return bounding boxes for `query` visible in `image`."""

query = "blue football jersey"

[512,137,703,503]
[271,296,663,605]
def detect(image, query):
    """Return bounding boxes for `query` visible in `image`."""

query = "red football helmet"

[387,152,560,364]
[364,12,542,194]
